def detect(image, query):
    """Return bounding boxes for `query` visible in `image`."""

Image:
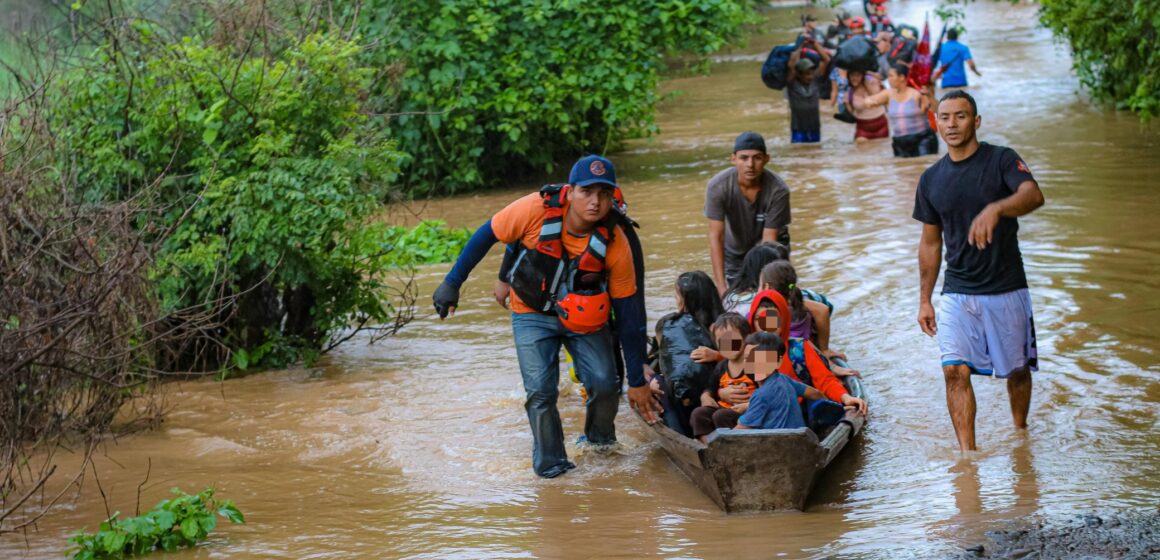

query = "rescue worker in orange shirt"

[432,155,658,478]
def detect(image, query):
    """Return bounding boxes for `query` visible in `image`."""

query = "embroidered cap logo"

[589,160,606,176]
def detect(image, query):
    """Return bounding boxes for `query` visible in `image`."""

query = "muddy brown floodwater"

[5,1,1159,559]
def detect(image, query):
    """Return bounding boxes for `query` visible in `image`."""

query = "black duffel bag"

[760,43,796,90]
[833,35,879,73]
[761,36,823,90]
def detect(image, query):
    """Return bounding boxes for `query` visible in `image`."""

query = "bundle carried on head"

[834,35,879,73]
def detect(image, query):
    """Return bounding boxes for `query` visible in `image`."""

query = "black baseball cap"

[733,131,767,154]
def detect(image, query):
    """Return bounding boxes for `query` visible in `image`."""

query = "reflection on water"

[5,1,1160,558]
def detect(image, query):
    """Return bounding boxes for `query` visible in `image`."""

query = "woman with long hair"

[847,69,889,141]
[859,63,939,157]
[676,271,725,331]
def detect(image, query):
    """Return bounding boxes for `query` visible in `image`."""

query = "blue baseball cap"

[569,155,618,189]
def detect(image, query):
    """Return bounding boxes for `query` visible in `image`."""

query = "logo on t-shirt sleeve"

[1016,160,1030,174]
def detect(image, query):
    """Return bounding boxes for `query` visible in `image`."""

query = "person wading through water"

[914,91,1045,452]
[705,132,792,296]
[433,155,657,478]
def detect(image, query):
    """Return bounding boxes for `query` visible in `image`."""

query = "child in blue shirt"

[736,332,846,432]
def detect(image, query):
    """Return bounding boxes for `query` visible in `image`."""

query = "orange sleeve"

[490,192,543,245]
[778,357,804,384]
[604,225,637,299]
[805,342,849,402]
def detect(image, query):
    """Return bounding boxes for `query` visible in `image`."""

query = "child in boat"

[748,290,868,416]
[720,242,843,360]
[735,332,846,433]
[650,271,726,436]
[688,313,755,443]
[759,260,852,368]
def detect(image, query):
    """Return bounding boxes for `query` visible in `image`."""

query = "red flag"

[911,15,933,88]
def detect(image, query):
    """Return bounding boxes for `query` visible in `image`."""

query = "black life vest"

[508,184,614,315]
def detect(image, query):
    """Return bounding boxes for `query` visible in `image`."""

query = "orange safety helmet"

[555,292,611,335]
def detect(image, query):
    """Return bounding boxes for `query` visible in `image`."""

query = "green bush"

[49,30,428,368]
[382,220,473,268]
[357,0,751,194]
[1037,0,1160,120]
[68,488,243,559]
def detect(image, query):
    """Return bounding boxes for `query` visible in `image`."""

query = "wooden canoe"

[636,373,866,513]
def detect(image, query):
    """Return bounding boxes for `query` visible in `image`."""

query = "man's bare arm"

[917,223,943,336]
[709,219,728,294]
[969,180,1044,249]
[919,224,943,305]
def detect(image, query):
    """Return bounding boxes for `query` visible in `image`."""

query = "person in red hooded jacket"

[747,290,868,415]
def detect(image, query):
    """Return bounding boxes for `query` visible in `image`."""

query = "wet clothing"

[887,92,937,157]
[855,113,890,140]
[888,94,928,136]
[912,143,1036,294]
[938,288,1038,378]
[512,312,619,476]
[792,130,821,144]
[443,187,649,478]
[690,406,742,438]
[893,129,939,158]
[937,40,973,88]
[704,168,792,280]
[786,79,822,139]
[737,374,808,430]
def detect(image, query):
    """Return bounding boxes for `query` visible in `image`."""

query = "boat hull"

[638,376,866,512]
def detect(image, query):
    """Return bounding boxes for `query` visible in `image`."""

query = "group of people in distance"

[785,3,981,159]
[433,12,1041,478]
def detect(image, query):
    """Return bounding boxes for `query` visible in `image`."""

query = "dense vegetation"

[1,0,754,535]
[358,0,752,194]
[1036,0,1160,120]
[938,0,1160,121]
[53,29,422,370]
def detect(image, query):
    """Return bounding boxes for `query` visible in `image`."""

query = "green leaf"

[218,504,246,524]
[180,518,200,541]
[233,349,249,370]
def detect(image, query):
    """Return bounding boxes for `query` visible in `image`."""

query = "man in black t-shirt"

[913,90,1045,453]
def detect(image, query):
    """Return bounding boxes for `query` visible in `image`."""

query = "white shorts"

[938,289,1039,378]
